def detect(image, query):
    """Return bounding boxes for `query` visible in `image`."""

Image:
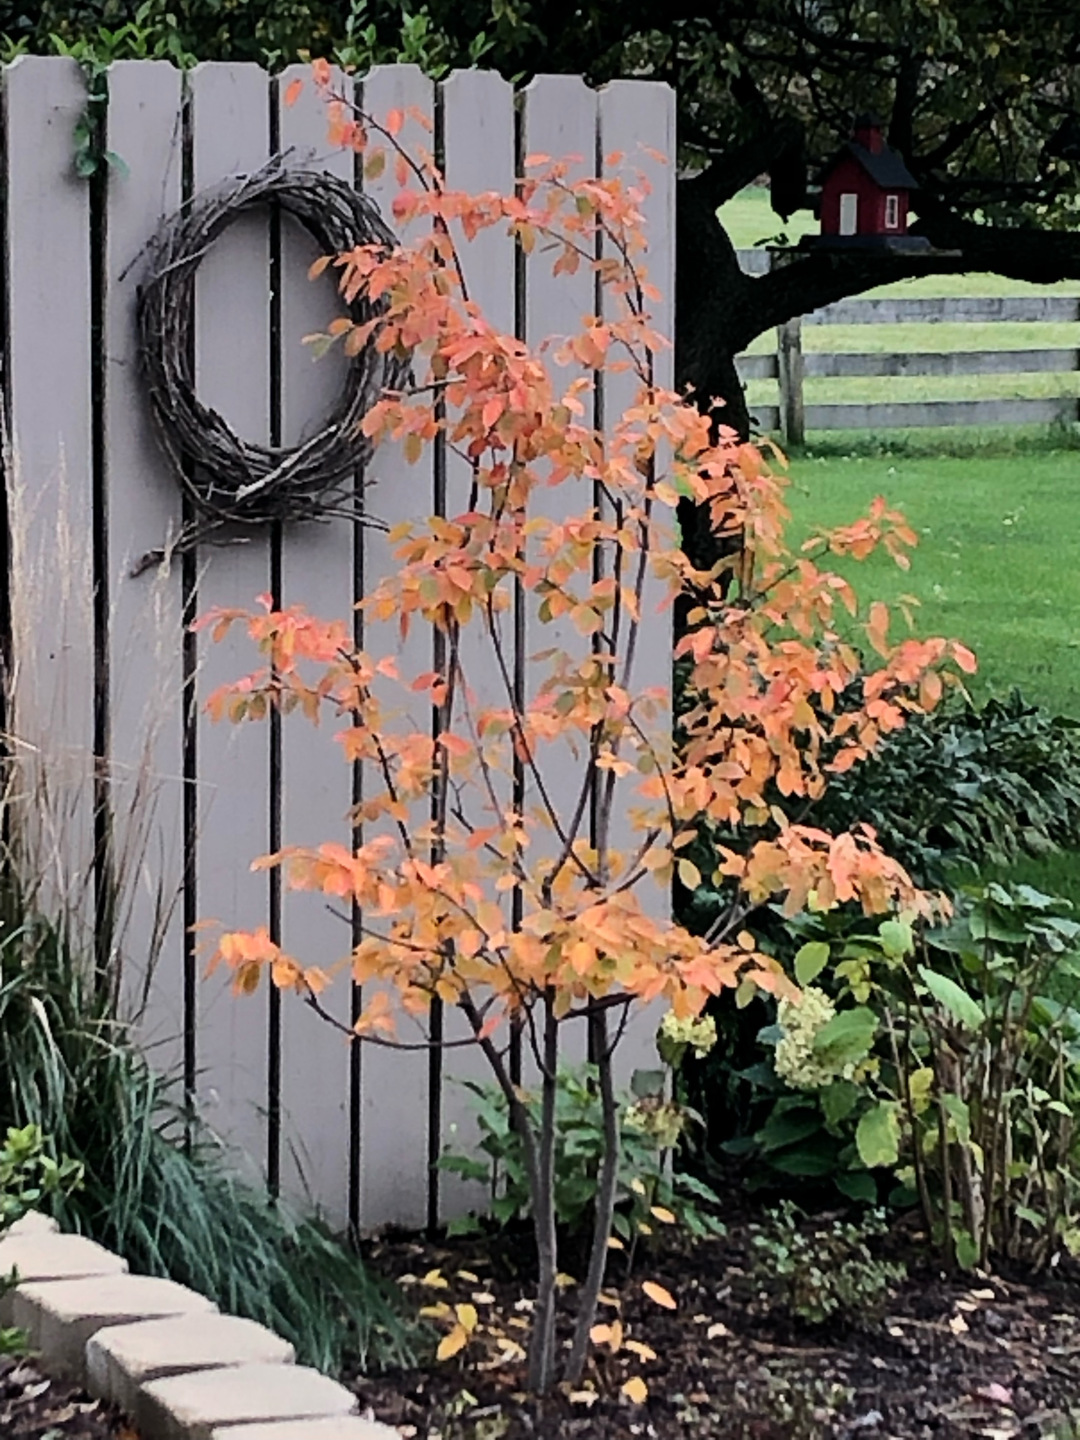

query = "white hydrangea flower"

[774,987,841,1090]
[659,1010,718,1059]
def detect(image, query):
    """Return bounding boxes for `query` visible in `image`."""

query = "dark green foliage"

[812,692,1080,890]
[748,1201,905,1326]
[440,1066,725,1246]
[0,891,416,1374]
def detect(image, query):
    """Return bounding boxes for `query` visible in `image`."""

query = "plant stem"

[527,993,560,1393]
[565,1011,620,1384]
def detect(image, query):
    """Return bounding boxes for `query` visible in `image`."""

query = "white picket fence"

[3,57,675,1231]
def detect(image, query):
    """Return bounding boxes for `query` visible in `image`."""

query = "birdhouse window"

[885,194,899,229]
[839,193,858,235]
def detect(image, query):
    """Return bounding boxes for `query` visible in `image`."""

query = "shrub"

[811,691,1080,889]
[440,1065,726,1247]
[748,1201,905,1326]
[745,885,1080,1270]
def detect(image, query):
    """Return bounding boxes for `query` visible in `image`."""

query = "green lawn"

[784,444,1080,905]
[720,186,1080,903]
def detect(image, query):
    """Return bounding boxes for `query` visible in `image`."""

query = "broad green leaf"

[878,918,914,958]
[835,1170,878,1203]
[811,1006,877,1066]
[821,1080,860,1127]
[855,1102,900,1169]
[794,941,830,986]
[918,967,984,1031]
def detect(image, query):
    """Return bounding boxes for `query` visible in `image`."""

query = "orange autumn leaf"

[642,1281,677,1310]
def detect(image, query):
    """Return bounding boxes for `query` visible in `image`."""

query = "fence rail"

[734,250,1080,439]
[3,57,675,1232]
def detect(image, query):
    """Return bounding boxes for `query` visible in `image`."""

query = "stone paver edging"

[0,1212,396,1440]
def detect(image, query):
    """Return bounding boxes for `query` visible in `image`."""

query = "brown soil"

[0,1354,135,1439]
[352,1218,1080,1439]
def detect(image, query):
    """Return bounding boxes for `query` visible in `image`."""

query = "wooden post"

[777,316,805,446]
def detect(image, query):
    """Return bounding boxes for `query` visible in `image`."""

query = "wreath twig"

[133,156,407,576]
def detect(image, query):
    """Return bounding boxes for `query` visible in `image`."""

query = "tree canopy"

[16,0,1080,429]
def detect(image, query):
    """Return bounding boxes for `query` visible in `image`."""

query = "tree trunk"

[527,992,561,1393]
[564,1010,620,1383]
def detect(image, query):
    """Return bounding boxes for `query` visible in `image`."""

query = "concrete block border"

[0,1214,397,1440]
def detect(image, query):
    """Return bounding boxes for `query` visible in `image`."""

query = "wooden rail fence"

[735,250,1080,440]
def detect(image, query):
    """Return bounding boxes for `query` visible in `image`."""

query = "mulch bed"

[354,1215,1080,1439]
[0,1355,134,1439]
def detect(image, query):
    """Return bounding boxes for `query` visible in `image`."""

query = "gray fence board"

[751,397,1078,432]
[803,348,1080,378]
[276,64,355,1225]
[355,63,438,1232]
[4,57,96,913]
[598,79,676,1085]
[189,61,274,1181]
[809,295,1080,326]
[520,73,599,1079]
[104,59,186,1064]
[439,67,518,1220]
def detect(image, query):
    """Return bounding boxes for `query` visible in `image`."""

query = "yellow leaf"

[555,1273,577,1290]
[642,1280,677,1310]
[456,1269,479,1283]
[622,1376,648,1404]
[569,1390,599,1407]
[650,1206,676,1225]
[590,1324,612,1346]
[630,1178,647,1196]
[422,1269,449,1289]
[625,1340,657,1361]
[455,1303,479,1333]
[436,1324,468,1361]
[677,857,701,890]
[418,1303,452,1320]
[607,1235,625,1250]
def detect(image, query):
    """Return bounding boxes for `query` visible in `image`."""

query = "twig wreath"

[133,157,408,576]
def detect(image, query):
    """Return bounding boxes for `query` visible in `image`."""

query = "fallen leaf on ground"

[643,1280,677,1310]
[622,1376,649,1404]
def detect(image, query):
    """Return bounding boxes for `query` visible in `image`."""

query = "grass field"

[716,189,1080,903]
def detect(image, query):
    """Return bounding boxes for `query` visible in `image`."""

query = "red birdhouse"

[818,116,919,247]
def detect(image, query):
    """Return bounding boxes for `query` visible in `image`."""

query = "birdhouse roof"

[834,139,918,191]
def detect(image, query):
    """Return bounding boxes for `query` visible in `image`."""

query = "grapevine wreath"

[134,157,407,573]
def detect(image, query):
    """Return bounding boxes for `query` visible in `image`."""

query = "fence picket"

[104,60,187,1067]
[438,67,518,1222]
[597,80,676,1086]
[355,63,438,1231]
[274,63,356,1225]
[188,61,274,1180]
[520,74,600,1079]
[4,57,96,919]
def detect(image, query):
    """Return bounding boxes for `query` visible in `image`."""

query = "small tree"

[203,71,974,1393]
